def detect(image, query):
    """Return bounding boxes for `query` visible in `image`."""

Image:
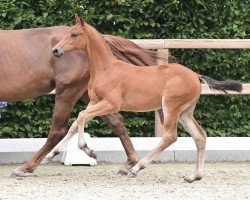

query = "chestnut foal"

[52,16,242,182]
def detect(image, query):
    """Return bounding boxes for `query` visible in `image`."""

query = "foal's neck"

[85,24,117,76]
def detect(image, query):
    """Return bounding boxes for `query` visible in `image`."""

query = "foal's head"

[53,15,87,58]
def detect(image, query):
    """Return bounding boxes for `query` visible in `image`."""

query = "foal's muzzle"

[52,48,63,58]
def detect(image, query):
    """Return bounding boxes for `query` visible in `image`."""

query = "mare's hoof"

[10,171,24,178]
[117,169,128,176]
[127,171,137,178]
[10,171,37,178]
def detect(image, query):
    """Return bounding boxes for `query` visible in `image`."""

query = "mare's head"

[52,15,87,58]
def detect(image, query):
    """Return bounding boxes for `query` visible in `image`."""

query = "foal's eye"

[71,33,78,38]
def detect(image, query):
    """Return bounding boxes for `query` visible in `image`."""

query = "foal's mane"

[103,35,177,66]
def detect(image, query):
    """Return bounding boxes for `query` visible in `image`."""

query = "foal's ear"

[75,14,85,27]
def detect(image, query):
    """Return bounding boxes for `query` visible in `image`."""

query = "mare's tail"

[199,75,242,93]
[103,35,177,66]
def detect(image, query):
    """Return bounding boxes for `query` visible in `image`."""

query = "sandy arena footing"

[0,162,249,200]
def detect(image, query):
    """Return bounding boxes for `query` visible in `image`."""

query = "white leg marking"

[77,112,93,149]
[44,121,78,163]
[162,96,168,120]
[76,110,96,158]
[179,105,206,182]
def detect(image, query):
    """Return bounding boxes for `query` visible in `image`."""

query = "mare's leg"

[127,96,181,178]
[100,114,138,174]
[11,85,87,177]
[44,121,78,162]
[179,104,207,183]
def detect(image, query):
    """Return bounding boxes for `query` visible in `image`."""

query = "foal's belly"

[120,89,163,112]
[121,103,162,112]
[118,67,168,112]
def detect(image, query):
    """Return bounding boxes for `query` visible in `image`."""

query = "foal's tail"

[199,75,242,93]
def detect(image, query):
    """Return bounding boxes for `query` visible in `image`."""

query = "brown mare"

[52,16,242,183]
[0,26,168,178]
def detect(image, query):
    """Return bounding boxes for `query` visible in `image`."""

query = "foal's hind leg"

[179,104,207,183]
[127,97,180,177]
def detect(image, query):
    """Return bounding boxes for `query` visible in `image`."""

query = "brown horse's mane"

[103,35,177,66]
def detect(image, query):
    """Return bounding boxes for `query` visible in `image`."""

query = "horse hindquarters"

[127,95,182,178]
[127,71,202,180]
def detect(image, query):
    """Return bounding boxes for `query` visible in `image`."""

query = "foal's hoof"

[183,174,202,183]
[89,150,97,159]
[127,171,137,178]
[117,169,128,176]
[42,156,52,164]
[43,152,59,163]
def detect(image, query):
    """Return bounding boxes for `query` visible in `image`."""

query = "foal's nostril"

[52,48,63,58]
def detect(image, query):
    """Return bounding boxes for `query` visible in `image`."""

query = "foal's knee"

[77,111,86,125]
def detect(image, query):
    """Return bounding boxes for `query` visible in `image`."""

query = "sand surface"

[0,162,249,200]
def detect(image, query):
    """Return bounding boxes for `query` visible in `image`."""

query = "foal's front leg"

[44,121,78,162]
[77,100,120,157]
[81,93,138,174]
